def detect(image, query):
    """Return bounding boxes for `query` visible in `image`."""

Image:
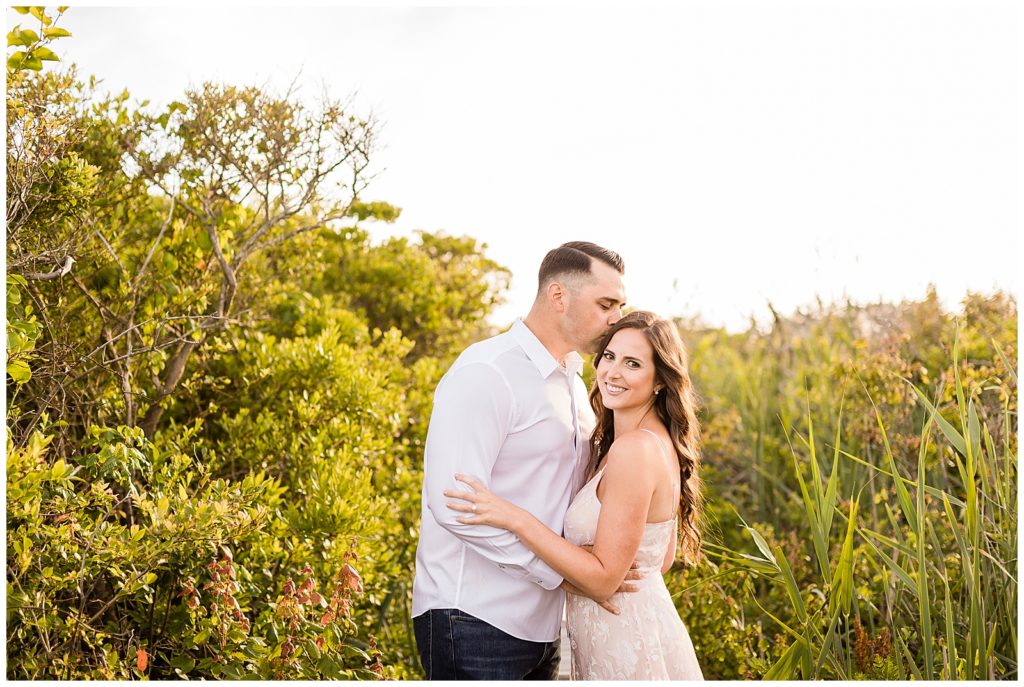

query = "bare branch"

[22,255,75,281]
[132,197,176,292]
[92,223,126,274]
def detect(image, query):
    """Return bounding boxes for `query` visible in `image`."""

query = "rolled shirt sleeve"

[422,362,564,590]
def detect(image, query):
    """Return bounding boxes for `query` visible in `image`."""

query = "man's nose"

[608,307,623,325]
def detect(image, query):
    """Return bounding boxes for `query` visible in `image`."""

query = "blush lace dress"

[563,438,704,680]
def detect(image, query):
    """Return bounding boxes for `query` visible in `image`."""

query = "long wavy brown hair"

[587,310,704,565]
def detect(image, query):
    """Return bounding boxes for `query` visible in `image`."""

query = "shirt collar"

[511,319,583,379]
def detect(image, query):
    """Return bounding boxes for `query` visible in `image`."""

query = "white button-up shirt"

[412,319,594,642]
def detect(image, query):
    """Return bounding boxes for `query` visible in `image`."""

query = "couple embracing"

[412,242,704,680]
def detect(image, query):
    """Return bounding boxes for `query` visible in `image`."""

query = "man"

[412,241,628,680]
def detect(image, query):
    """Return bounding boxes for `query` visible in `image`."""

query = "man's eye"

[599,303,611,310]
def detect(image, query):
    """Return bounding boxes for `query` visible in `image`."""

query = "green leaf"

[735,513,776,566]
[822,400,843,540]
[860,526,916,558]
[28,7,52,26]
[967,400,981,463]
[318,654,342,679]
[908,381,967,457]
[43,27,71,39]
[815,611,844,678]
[49,459,70,479]
[218,663,244,679]
[7,51,26,70]
[773,544,806,622]
[196,228,213,251]
[13,7,31,15]
[790,420,829,580]
[168,656,196,674]
[7,359,32,384]
[916,413,934,679]
[861,536,918,596]
[868,387,917,535]
[836,447,965,508]
[764,638,806,680]
[21,53,43,71]
[33,46,58,61]
[830,493,858,616]
[728,553,779,575]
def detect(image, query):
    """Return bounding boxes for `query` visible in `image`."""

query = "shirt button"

[498,564,506,569]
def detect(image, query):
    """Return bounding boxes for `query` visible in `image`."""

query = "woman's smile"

[603,381,628,397]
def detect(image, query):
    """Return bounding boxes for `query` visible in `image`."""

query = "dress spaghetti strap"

[639,428,671,460]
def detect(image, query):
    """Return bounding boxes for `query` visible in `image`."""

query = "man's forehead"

[588,262,626,303]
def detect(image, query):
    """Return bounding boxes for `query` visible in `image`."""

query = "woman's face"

[595,328,658,411]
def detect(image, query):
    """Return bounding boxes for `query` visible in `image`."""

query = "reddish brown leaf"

[340,564,363,592]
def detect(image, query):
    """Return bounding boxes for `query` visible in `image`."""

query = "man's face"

[561,261,626,355]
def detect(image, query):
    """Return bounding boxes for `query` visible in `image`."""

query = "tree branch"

[22,255,75,281]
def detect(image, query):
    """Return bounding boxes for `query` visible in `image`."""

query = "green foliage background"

[5,9,1018,680]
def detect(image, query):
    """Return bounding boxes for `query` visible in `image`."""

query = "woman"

[444,310,704,680]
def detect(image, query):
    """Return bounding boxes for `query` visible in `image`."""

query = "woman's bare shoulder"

[604,430,666,474]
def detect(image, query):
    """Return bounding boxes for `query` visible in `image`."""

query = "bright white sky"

[16,2,1020,331]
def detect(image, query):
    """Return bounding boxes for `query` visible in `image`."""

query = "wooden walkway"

[557,611,572,679]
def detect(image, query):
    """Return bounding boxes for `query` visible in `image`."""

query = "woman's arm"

[561,572,636,615]
[446,433,661,603]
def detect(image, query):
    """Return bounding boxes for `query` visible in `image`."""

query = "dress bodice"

[563,467,675,574]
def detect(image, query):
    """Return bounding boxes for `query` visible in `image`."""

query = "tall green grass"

[729,331,1017,679]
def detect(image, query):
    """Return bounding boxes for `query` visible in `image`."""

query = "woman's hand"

[445,473,526,532]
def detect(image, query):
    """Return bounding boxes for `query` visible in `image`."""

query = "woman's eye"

[627,361,639,368]
[602,352,614,360]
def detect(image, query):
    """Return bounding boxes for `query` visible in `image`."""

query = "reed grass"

[726,326,1017,679]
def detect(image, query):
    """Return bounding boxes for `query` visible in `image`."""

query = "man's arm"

[449,433,660,603]
[422,362,564,590]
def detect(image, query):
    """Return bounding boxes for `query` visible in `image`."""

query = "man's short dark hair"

[537,241,624,291]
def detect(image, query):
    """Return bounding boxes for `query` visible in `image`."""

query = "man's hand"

[562,580,624,614]
[619,565,642,593]
[575,545,643,614]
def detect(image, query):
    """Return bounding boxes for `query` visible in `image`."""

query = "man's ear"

[547,280,568,313]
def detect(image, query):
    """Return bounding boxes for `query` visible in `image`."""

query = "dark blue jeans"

[414,608,560,680]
